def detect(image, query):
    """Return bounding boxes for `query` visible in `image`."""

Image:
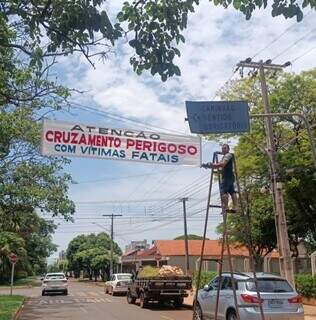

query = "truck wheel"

[127,291,136,304]
[139,292,147,308]
[174,297,184,307]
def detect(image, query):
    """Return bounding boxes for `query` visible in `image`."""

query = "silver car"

[104,273,132,295]
[195,272,304,320]
[42,272,68,296]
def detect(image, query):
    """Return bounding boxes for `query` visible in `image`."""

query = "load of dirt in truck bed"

[138,265,185,278]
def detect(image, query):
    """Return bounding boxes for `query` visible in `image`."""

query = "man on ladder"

[202,144,238,212]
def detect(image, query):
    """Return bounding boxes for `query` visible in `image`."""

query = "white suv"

[42,272,68,296]
[194,272,304,320]
[105,273,132,295]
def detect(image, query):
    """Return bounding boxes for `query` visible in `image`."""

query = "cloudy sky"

[45,0,316,261]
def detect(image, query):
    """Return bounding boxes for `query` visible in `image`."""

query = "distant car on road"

[42,272,68,296]
[105,273,132,295]
[194,272,304,320]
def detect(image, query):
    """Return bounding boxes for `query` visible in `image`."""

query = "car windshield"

[246,278,292,293]
[117,275,131,280]
[46,274,65,280]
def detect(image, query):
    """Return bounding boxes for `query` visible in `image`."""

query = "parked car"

[105,273,132,295]
[194,272,304,320]
[42,272,68,296]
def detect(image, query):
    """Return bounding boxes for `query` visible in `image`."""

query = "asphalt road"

[0,280,192,320]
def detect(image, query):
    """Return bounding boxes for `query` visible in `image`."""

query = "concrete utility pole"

[103,214,122,276]
[180,197,190,275]
[237,59,295,287]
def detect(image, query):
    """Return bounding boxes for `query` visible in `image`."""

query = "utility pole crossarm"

[237,60,290,70]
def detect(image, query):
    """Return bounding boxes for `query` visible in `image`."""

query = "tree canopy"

[215,69,316,263]
[174,234,209,240]
[0,211,57,283]
[1,1,314,82]
[66,233,122,281]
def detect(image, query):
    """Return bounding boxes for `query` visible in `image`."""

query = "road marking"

[79,306,88,313]
[25,296,116,305]
[161,316,175,320]
[88,291,100,296]
[76,292,86,297]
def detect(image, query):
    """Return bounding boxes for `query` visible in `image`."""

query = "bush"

[295,274,316,299]
[15,271,28,280]
[193,271,217,289]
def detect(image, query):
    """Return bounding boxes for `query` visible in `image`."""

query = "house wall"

[168,256,251,273]
[122,255,312,275]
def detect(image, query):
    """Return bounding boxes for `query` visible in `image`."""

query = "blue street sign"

[185,101,250,134]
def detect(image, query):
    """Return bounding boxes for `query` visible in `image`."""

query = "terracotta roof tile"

[155,240,276,257]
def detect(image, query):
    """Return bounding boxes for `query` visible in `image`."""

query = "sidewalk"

[305,305,316,320]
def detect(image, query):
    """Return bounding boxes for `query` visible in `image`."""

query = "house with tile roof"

[120,239,282,274]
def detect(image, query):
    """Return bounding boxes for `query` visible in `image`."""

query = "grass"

[0,295,24,320]
[0,276,40,288]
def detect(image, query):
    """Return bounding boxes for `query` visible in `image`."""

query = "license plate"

[268,299,284,307]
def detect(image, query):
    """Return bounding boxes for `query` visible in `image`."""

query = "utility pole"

[237,59,295,287]
[180,197,190,275]
[103,214,122,277]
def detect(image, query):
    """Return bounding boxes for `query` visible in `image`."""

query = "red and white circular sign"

[9,254,17,264]
[154,253,162,261]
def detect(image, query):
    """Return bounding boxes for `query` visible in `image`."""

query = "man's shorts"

[220,180,235,195]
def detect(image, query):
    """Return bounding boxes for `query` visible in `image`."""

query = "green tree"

[0,232,27,283]
[174,234,209,240]
[0,210,58,279]
[215,69,316,263]
[66,233,122,281]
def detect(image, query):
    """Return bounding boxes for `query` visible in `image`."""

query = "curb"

[0,285,33,290]
[12,297,27,320]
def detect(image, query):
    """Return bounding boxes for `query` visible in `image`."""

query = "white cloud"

[62,2,316,133]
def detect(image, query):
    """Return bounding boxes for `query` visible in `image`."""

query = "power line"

[272,27,316,61]
[71,169,189,184]
[291,44,316,63]
[70,101,185,135]
[74,197,194,204]
[252,10,312,59]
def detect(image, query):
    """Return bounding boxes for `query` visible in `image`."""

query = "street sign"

[155,253,162,261]
[185,101,250,134]
[9,254,17,264]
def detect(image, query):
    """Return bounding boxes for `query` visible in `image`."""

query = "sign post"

[155,253,162,268]
[9,254,17,296]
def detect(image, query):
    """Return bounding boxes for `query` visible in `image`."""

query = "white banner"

[41,120,201,166]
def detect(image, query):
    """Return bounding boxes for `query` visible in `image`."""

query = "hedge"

[193,271,217,289]
[295,274,316,299]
